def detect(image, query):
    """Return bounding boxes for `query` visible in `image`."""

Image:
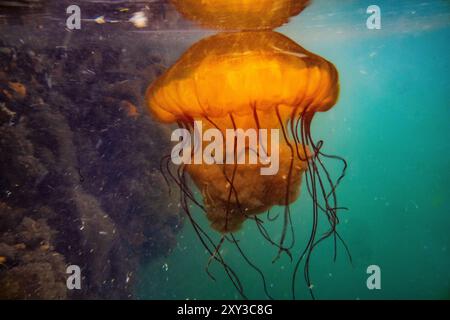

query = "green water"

[137,0,450,300]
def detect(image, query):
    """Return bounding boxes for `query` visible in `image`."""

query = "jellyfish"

[170,0,311,30]
[146,31,348,299]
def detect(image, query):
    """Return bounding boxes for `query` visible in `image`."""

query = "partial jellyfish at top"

[170,0,311,30]
[146,0,349,299]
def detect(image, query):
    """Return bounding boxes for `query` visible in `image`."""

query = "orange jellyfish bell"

[146,31,339,233]
[170,0,311,30]
[147,31,339,124]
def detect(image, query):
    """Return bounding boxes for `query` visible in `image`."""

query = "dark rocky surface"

[0,0,186,299]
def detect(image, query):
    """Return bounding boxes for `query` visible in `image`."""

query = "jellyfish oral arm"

[170,120,280,176]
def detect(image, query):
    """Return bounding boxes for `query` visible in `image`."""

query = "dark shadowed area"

[0,0,191,299]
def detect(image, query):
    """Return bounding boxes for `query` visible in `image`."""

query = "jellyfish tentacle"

[336,231,353,264]
[301,111,331,300]
[205,235,226,281]
[291,107,351,299]
[177,166,248,299]
[204,112,295,295]
[162,159,247,297]
[224,113,241,232]
[302,112,351,262]
[224,234,238,244]
[252,216,293,260]
[266,209,280,222]
[254,107,295,258]
[291,108,320,300]
[147,30,346,299]
[159,154,173,196]
[173,119,271,299]
[274,105,296,262]
[203,115,246,219]
[252,106,269,157]
[203,114,251,225]
[230,233,274,300]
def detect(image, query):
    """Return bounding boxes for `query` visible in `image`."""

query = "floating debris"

[129,11,148,28]
[120,100,139,118]
[94,16,106,25]
[0,2,182,300]
[8,82,26,99]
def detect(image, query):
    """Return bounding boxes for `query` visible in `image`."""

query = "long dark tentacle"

[177,164,248,299]
[202,114,278,299]
[266,209,280,222]
[303,113,351,262]
[291,108,351,300]
[159,121,248,298]
[253,108,294,257]
[230,233,274,300]
[274,106,296,261]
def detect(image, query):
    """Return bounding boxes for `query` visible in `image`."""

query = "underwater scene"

[0,0,449,301]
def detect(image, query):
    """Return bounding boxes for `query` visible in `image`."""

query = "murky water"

[137,0,450,300]
[0,0,449,300]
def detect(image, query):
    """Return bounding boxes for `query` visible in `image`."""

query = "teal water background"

[137,0,450,300]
